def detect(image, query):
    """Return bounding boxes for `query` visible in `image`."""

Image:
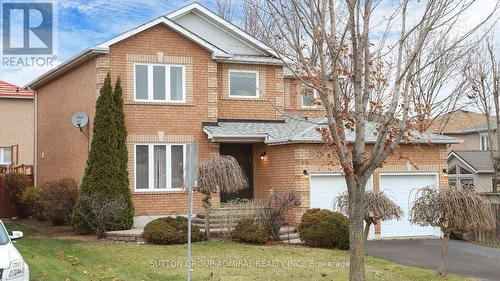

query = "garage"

[379,173,440,238]
[309,174,372,211]
[309,173,440,239]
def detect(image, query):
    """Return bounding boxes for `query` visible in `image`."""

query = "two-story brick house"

[28,3,459,238]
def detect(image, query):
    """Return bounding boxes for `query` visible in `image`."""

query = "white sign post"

[185,144,198,281]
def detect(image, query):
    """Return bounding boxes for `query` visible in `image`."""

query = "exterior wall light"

[260,151,266,160]
[303,169,309,179]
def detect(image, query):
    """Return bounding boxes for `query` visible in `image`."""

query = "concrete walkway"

[366,239,500,281]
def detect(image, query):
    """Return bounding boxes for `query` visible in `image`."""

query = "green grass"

[4,222,467,281]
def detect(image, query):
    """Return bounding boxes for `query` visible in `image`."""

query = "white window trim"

[133,63,186,103]
[134,143,186,192]
[228,69,260,99]
[301,86,318,108]
[480,134,490,150]
[0,148,12,165]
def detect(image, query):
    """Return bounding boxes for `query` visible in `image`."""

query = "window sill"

[133,189,186,195]
[221,96,265,101]
[125,101,195,106]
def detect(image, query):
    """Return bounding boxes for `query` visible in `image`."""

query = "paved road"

[366,239,500,281]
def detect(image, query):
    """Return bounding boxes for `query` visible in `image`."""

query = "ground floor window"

[0,147,12,164]
[135,144,185,191]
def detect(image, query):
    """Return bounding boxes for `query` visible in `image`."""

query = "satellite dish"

[71,112,89,129]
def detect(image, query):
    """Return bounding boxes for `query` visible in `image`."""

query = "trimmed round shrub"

[21,186,46,221]
[231,218,269,244]
[298,209,349,250]
[143,216,204,245]
[4,173,31,218]
[41,179,78,225]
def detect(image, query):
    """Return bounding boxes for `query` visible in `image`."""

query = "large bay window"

[134,63,186,102]
[228,70,259,98]
[135,144,185,191]
[0,148,12,164]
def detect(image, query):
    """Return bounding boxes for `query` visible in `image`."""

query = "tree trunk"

[348,179,366,281]
[204,207,210,240]
[363,222,372,243]
[97,223,106,239]
[494,114,500,193]
[438,231,450,276]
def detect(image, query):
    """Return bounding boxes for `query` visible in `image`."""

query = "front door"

[219,144,253,202]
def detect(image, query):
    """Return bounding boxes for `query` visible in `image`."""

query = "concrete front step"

[107,228,144,242]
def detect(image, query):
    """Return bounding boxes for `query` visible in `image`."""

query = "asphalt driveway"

[366,239,500,281]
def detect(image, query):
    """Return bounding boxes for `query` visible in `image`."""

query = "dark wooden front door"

[219,144,253,202]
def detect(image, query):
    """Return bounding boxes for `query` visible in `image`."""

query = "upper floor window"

[302,84,318,108]
[135,144,185,191]
[229,70,259,98]
[0,148,12,165]
[134,63,185,102]
[480,135,490,150]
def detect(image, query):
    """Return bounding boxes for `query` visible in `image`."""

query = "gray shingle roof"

[449,150,494,173]
[203,116,461,145]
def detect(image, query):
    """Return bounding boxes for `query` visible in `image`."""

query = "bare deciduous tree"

[463,37,500,192]
[248,1,498,280]
[262,190,302,241]
[74,193,128,239]
[215,0,236,22]
[410,185,495,276]
[336,191,403,242]
[195,155,248,239]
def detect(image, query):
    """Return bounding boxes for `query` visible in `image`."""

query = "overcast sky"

[0,0,498,87]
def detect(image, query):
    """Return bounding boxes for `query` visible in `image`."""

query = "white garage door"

[310,174,373,211]
[379,174,439,238]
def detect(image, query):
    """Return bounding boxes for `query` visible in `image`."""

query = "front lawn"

[5,221,467,281]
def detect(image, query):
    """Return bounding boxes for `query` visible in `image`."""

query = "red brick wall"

[35,59,97,186]
[0,98,34,165]
[283,77,327,117]
[217,63,284,120]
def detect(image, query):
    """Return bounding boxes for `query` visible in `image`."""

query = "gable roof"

[94,16,229,57]
[27,2,279,89]
[448,150,494,173]
[203,115,462,145]
[167,2,276,57]
[0,80,34,99]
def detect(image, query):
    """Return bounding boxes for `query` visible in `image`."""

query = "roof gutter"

[0,95,34,99]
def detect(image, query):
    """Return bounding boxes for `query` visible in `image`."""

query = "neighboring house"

[27,3,459,238]
[444,120,497,151]
[428,109,484,134]
[448,151,495,193]
[0,81,34,166]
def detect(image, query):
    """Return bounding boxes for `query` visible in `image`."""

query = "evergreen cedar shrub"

[231,218,269,244]
[21,186,46,221]
[298,209,349,250]
[72,74,134,234]
[143,217,204,245]
[41,179,78,225]
[4,173,31,218]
